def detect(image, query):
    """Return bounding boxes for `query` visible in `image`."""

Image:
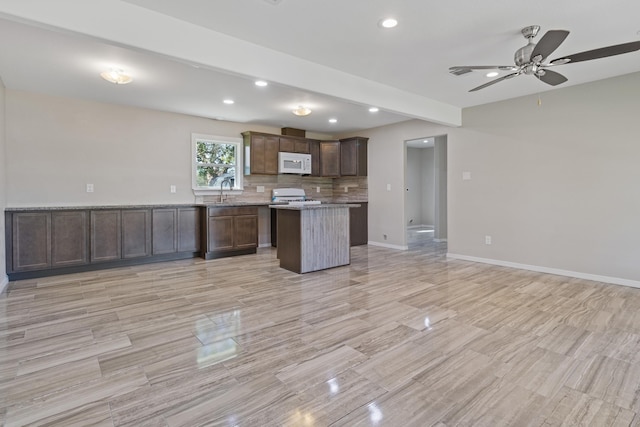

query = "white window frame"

[192,133,244,197]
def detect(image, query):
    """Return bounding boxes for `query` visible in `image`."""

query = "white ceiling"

[1,0,639,134]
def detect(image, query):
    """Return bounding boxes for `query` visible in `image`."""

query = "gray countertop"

[4,201,368,212]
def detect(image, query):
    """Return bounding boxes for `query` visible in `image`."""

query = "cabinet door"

[12,212,51,271]
[208,216,234,251]
[309,139,320,176]
[340,137,368,176]
[349,203,368,246]
[152,208,177,255]
[294,139,310,154]
[340,138,358,176]
[279,137,296,153]
[177,207,201,252]
[249,134,279,175]
[122,209,151,259]
[91,210,121,262]
[51,211,89,267]
[235,215,258,249]
[320,141,341,177]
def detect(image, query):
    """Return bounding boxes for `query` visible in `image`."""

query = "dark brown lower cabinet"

[51,211,88,267]
[153,208,177,255]
[203,206,258,259]
[5,205,240,280]
[90,210,122,263]
[177,208,201,252]
[11,212,51,272]
[349,202,368,246]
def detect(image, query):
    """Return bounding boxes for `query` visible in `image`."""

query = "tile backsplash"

[201,175,367,204]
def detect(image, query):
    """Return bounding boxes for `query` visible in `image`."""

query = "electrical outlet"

[316,186,320,193]
[463,171,472,180]
[386,184,391,191]
[86,183,94,193]
[256,186,265,193]
[485,235,492,245]
[344,186,348,193]
[170,185,176,193]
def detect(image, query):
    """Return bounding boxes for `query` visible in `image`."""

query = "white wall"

[346,72,640,284]
[0,78,6,291]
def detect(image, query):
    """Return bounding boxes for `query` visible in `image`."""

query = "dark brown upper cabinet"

[243,132,279,175]
[320,141,341,177]
[339,137,368,176]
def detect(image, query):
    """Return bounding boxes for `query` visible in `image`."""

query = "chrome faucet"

[219,177,232,203]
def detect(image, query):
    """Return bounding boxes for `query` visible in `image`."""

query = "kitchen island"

[269,204,360,274]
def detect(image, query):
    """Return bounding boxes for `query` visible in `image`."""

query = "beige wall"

[0,78,6,289]
[345,72,640,283]
[5,90,291,207]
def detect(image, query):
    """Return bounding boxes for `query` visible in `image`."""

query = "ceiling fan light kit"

[449,25,640,92]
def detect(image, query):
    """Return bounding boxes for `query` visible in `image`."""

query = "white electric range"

[271,188,321,205]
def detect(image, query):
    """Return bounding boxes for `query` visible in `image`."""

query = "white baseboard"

[433,238,448,242]
[0,275,8,295]
[408,224,434,229]
[368,241,409,250]
[446,253,640,289]
[259,243,273,248]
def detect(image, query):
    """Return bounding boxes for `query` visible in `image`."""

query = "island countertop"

[269,203,360,210]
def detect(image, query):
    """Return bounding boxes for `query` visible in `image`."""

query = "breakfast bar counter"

[269,204,360,274]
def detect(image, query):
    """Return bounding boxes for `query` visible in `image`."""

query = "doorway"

[404,135,447,249]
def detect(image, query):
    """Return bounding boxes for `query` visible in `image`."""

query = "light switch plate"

[463,171,471,180]
[256,185,265,193]
[170,185,176,193]
[86,183,94,193]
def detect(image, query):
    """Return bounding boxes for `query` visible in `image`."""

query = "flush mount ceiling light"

[100,68,132,85]
[328,118,338,123]
[292,105,312,116]
[223,99,235,104]
[379,18,398,29]
[369,107,379,113]
[255,80,268,87]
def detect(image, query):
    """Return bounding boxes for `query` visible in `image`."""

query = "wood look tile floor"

[2,229,640,426]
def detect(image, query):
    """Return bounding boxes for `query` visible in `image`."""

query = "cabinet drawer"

[208,206,257,217]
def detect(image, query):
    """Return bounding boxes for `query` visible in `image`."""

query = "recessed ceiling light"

[423,140,429,143]
[255,80,268,87]
[369,107,379,113]
[379,18,398,28]
[486,71,499,78]
[223,99,235,104]
[328,118,338,123]
[292,105,312,116]
[100,68,132,85]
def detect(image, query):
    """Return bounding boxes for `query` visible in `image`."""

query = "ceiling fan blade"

[469,72,519,92]
[550,40,640,65]
[531,30,570,62]
[537,70,568,86]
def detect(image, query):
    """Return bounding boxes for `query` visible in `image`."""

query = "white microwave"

[278,152,312,174]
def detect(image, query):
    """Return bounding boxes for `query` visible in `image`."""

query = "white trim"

[368,241,409,250]
[0,276,8,295]
[259,243,273,248]
[446,253,640,289]
[433,238,448,242]
[407,224,434,229]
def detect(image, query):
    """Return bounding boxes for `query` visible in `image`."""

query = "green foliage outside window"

[195,141,236,188]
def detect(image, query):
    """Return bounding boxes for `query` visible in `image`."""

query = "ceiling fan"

[449,25,640,92]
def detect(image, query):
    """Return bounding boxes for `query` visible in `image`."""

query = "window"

[192,133,243,195]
